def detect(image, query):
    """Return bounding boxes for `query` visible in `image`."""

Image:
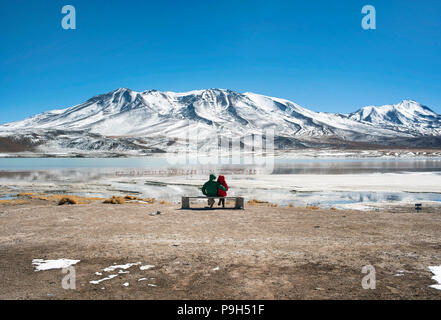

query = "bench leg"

[181,197,190,209]
[235,197,244,209]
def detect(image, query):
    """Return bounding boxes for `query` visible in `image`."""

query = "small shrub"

[103,196,126,204]
[15,192,103,204]
[58,197,78,205]
[144,197,155,204]
[247,199,269,205]
[85,197,106,201]
[124,195,144,201]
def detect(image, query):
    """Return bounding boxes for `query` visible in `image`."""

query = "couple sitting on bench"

[201,174,229,208]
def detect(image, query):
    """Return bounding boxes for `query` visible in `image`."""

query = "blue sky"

[1,0,440,124]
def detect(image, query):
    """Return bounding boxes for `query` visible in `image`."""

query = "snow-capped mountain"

[0,88,440,155]
[348,100,441,136]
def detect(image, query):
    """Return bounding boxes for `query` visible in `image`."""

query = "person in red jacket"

[217,175,228,208]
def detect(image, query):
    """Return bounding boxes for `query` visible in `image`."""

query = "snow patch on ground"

[394,269,413,277]
[428,265,441,290]
[89,274,118,285]
[140,264,155,270]
[32,259,80,272]
[103,262,141,272]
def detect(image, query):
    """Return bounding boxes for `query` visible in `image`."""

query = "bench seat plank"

[181,196,244,209]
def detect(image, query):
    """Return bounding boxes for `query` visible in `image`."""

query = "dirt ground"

[1,199,441,300]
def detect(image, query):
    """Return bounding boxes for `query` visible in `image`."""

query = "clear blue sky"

[1,0,440,124]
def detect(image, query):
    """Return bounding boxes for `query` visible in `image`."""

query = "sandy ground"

[1,199,441,300]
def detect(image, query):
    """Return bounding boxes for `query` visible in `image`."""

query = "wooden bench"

[181,196,244,209]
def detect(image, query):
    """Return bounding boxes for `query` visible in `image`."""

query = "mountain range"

[0,88,440,155]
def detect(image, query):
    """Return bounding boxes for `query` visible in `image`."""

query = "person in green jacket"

[202,174,226,208]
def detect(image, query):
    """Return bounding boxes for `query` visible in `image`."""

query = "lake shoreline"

[1,148,441,159]
[2,172,441,210]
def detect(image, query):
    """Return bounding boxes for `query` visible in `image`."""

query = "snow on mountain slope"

[0,88,440,154]
[348,100,441,135]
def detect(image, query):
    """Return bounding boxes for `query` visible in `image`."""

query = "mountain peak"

[348,100,439,131]
[400,99,419,104]
[115,87,132,92]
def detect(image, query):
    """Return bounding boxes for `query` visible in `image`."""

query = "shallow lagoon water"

[284,191,441,208]
[1,157,441,209]
[1,157,441,173]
